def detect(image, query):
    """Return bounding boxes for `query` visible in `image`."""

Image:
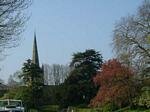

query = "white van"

[0,99,24,112]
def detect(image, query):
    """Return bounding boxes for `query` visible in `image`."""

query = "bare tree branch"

[0,0,31,56]
[112,0,150,75]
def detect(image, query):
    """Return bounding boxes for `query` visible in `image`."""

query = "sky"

[0,0,142,82]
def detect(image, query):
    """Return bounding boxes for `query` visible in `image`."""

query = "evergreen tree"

[61,49,103,107]
[19,59,43,110]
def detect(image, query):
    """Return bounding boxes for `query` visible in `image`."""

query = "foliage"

[100,103,117,112]
[112,0,150,76]
[40,85,65,105]
[90,59,138,108]
[0,0,31,56]
[70,49,103,72]
[133,86,150,108]
[1,85,63,110]
[20,59,43,87]
[2,59,45,109]
[19,59,44,110]
[61,49,103,107]
[111,1,150,110]
[1,88,17,99]
[59,84,81,108]
[1,86,34,110]
[15,87,33,109]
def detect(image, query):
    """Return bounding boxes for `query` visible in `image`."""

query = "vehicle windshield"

[9,101,21,107]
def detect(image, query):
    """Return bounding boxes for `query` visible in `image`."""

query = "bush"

[133,86,150,108]
[1,88,19,99]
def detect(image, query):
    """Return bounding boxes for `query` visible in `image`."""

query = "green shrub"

[133,86,150,108]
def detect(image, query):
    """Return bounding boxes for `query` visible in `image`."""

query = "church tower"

[32,32,39,66]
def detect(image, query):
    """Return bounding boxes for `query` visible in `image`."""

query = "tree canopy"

[61,49,103,107]
[90,59,138,108]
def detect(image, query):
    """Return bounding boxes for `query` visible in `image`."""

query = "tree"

[7,75,17,87]
[43,64,70,85]
[7,70,23,87]
[0,78,6,98]
[2,86,36,111]
[20,59,43,87]
[61,49,103,107]
[90,59,138,108]
[19,59,43,110]
[112,0,150,76]
[0,0,31,56]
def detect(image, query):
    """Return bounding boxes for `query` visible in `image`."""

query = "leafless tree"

[43,64,70,85]
[0,0,31,55]
[7,70,23,87]
[112,0,150,76]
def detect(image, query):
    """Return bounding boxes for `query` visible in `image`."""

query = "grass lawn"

[29,105,150,112]
[121,109,150,112]
[28,105,59,112]
[41,105,59,112]
[75,107,150,112]
[77,108,102,112]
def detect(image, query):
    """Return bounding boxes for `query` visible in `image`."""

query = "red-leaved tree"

[90,59,137,108]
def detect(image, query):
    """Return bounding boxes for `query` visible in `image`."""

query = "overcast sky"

[0,0,142,82]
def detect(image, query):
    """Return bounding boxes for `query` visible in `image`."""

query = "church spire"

[32,32,39,66]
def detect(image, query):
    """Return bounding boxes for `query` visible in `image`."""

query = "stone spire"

[32,32,39,66]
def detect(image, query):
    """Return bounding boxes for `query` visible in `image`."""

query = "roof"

[0,99,22,102]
